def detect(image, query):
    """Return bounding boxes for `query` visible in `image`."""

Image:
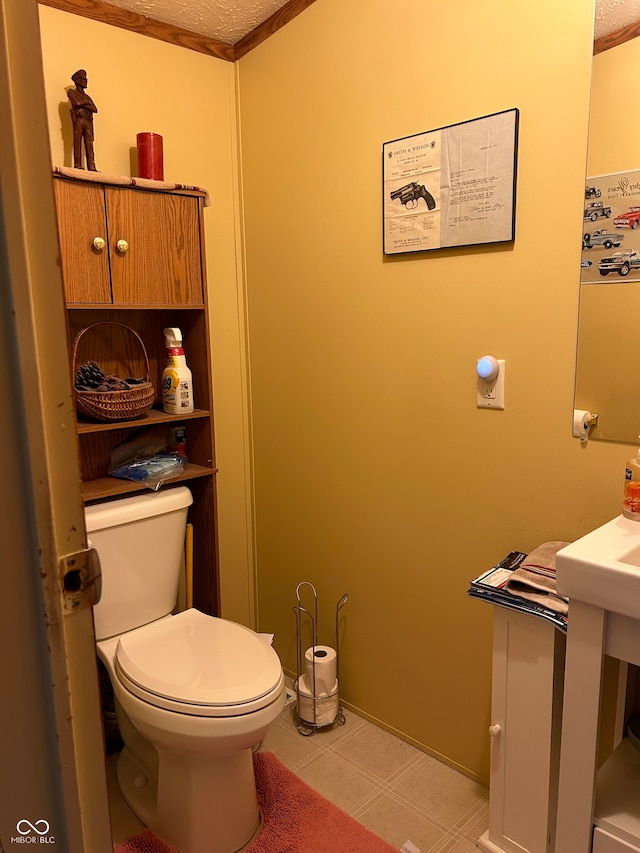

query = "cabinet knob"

[116,239,129,254]
[489,724,501,737]
[92,236,106,252]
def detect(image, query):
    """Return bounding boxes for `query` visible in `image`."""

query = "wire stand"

[292,582,349,736]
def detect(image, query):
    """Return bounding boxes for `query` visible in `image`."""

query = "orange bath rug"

[114,750,398,853]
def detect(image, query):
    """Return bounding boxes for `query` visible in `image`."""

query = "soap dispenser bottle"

[162,327,194,414]
[623,445,640,520]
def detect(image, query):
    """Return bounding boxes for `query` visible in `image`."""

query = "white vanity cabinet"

[478,607,566,853]
[555,604,640,853]
[593,827,640,853]
[593,737,640,852]
[553,513,640,853]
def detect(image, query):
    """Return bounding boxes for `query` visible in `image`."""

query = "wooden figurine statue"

[68,69,98,171]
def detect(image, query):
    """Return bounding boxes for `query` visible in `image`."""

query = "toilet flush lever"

[59,547,102,615]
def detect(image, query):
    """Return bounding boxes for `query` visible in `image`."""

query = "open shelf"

[595,737,640,848]
[82,462,218,503]
[76,407,210,434]
[67,303,203,310]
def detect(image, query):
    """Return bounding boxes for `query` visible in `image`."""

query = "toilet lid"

[115,609,283,714]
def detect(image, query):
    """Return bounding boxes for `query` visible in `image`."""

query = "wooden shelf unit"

[54,175,220,616]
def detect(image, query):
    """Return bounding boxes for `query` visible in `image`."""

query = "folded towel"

[505,567,569,615]
[53,165,211,206]
[520,540,570,577]
[502,541,571,615]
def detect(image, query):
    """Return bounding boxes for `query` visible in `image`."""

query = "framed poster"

[383,108,519,255]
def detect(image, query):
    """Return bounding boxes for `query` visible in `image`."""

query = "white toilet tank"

[85,486,193,641]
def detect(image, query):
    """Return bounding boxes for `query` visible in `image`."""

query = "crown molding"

[234,0,316,59]
[38,0,234,58]
[38,0,317,60]
[594,18,640,54]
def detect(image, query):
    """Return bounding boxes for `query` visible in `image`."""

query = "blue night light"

[477,356,499,381]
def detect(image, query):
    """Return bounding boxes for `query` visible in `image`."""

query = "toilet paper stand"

[292,582,349,736]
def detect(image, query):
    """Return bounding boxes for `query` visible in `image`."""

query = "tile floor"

[107,696,489,852]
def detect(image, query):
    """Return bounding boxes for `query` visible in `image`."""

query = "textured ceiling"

[106,0,291,43]
[101,0,640,45]
[595,0,640,38]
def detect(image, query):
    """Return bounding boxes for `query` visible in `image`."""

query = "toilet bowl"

[86,488,285,853]
[98,610,285,853]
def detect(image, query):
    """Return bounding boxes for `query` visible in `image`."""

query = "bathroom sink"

[556,515,640,620]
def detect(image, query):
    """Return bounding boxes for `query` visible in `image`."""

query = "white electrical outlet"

[477,358,505,409]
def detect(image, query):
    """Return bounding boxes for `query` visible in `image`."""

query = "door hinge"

[59,547,102,615]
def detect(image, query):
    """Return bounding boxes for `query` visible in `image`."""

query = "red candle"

[136,132,164,180]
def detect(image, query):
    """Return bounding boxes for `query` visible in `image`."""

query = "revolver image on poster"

[390,181,436,211]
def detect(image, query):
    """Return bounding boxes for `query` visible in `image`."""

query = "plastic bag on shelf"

[109,425,188,490]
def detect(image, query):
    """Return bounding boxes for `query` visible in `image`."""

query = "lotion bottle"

[623,445,640,520]
[162,327,194,414]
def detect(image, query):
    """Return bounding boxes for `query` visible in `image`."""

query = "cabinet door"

[486,609,565,853]
[53,180,112,303]
[106,188,203,305]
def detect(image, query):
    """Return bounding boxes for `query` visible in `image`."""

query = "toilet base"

[117,745,157,829]
[153,746,262,853]
[118,739,263,853]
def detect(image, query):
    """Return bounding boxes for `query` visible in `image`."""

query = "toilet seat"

[114,609,284,718]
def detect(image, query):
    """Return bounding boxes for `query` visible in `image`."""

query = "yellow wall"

[236,0,625,780]
[37,5,256,626]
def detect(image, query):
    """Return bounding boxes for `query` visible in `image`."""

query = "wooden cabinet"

[53,179,204,306]
[477,608,565,853]
[53,174,219,616]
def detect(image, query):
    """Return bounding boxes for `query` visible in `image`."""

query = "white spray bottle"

[162,327,194,414]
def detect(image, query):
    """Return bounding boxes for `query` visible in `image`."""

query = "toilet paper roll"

[297,673,338,700]
[572,408,593,440]
[304,645,338,697]
[297,674,339,726]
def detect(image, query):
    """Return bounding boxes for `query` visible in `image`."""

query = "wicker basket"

[72,322,155,422]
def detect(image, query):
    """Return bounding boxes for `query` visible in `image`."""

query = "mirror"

[575,32,640,443]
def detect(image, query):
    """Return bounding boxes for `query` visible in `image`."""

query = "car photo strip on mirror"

[581,169,640,283]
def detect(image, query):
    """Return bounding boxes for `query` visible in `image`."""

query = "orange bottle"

[623,447,640,520]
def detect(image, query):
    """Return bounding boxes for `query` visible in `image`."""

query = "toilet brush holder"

[292,582,348,736]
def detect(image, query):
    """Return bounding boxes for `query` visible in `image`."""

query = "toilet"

[86,486,285,853]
